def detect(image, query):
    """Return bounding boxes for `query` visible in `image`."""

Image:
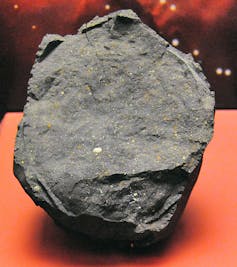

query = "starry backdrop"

[0,0,236,118]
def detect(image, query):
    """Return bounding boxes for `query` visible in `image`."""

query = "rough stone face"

[14,10,215,247]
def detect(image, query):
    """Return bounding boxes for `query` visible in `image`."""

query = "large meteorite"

[14,10,215,247]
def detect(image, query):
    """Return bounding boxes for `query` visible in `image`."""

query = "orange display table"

[0,111,236,267]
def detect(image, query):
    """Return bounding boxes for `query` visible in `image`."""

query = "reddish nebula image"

[0,0,236,112]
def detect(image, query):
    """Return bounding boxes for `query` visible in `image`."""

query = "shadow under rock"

[28,199,205,266]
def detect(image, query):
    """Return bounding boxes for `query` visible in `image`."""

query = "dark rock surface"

[14,10,215,247]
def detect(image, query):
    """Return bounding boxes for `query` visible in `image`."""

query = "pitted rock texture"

[14,9,215,247]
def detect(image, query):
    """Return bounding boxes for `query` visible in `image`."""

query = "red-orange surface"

[0,111,237,267]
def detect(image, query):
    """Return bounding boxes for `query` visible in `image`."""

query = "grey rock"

[14,9,215,247]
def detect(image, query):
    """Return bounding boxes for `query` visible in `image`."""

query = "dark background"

[0,0,237,120]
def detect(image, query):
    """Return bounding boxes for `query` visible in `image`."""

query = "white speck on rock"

[93,147,102,154]
[33,185,41,192]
